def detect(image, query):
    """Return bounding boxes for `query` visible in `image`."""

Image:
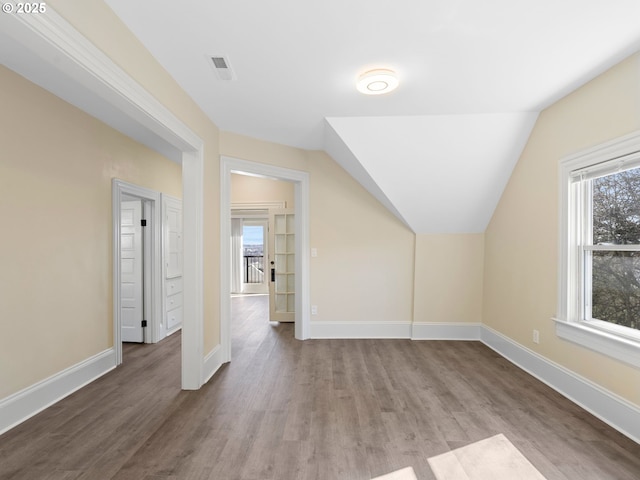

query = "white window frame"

[555,131,640,368]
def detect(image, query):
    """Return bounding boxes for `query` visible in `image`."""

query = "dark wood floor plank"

[1,294,639,479]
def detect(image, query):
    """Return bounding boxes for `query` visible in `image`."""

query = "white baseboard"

[480,325,640,444]
[4,326,638,447]
[311,321,412,339]
[0,348,116,436]
[166,325,182,337]
[203,344,224,384]
[412,322,481,340]
[309,320,481,340]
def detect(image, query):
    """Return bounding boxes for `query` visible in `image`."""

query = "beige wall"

[483,52,640,406]
[414,234,484,324]
[49,0,221,353]
[231,174,295,207]
[222,133,416,324]
[0,66,182,397]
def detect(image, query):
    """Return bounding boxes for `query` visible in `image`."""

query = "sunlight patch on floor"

[427,434,546,480]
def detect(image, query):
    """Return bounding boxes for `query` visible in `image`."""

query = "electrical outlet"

[311,305,318,315]
[533,329,540,344]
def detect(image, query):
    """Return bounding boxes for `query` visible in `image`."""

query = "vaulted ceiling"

[25,2,640,232]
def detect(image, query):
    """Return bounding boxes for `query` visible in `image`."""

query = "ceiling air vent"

[209,55,236,81]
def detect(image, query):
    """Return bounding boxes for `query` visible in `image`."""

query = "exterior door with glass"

[268,209,295,322]
[242,219,268,294]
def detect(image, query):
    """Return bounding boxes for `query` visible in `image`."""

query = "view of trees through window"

[591,166,640,330]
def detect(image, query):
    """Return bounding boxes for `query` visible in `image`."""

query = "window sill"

[553,318,640,369]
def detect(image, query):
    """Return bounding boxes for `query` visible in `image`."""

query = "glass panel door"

[269,209,294,322]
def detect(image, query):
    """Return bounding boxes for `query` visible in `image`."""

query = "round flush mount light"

[356,69,399,95]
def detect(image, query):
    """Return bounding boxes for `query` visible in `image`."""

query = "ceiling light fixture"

[356,69,399,95]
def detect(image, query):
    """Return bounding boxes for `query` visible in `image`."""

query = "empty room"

[1,1,640,479]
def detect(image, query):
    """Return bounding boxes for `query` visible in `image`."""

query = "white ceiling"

[101,2,640,231]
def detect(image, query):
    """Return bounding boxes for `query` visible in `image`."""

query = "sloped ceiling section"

[327,113,539,233]
[323,120,412,230]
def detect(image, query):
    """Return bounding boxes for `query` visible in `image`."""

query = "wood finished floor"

[1,294,639,479]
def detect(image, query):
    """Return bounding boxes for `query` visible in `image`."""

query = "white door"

[121,200,144,342]
[269,209,295,322]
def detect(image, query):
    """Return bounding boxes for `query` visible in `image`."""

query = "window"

[574,161,640,335]
[556,131,640,367]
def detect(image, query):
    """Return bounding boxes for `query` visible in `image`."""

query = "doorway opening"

[229,177,295,341]
[220,157,311,363]
[241,220,268,294]
[230,212,270,296]
[12,5,206,390]
[112,180,162,365]
[231,206,295,336]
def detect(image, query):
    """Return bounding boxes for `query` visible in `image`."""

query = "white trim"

[309,321,481,340]
[166,325,182,337]
[112,180,163,363]
[310,321,412,339]
[8,7,207,390]
[561,130,640,170]
[231,211,270,220]
[203,345,224,384]
[0,349,116,436]
[220,156,311,363]
[182,150,204,389]
[558,131,640,321]
[557,130,640,366]
[411,322,481,340]
[161,194,183,339]
[1,8,201,157]
[553,318,640,369]
[231,202,286,210]
[308,321,482,340]
[481,325,640,444]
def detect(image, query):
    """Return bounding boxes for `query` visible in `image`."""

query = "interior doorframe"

[112,180,162,362]
[7,6,212,390]
[220,156,311,362]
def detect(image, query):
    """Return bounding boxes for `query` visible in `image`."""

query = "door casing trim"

[3,7,207,389]
[112,180,162,362]
[220,156,311,362]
